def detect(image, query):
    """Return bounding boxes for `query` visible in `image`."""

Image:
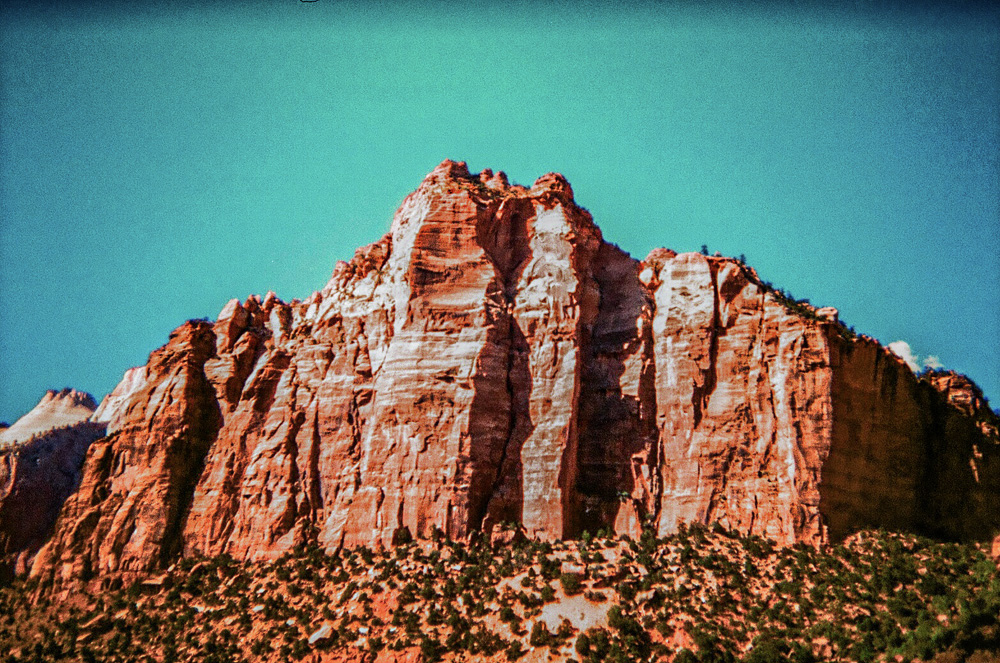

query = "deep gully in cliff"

[480,317,527,532]
[471,197,532,534]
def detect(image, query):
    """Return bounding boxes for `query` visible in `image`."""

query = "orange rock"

[32,321,222,584]
[27,161,1000,587]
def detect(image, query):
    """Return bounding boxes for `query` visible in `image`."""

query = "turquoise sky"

[1,1,998,423]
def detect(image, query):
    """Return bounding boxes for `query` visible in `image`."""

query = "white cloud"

[922,355,943,370]
[888,341,920,373]
[888,341,945,374]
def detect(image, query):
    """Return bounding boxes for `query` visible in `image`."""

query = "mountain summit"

[0,388,97,447]
[11,161,998,588]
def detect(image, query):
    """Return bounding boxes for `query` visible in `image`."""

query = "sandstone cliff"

[28,161,1000,587]
[90,366,148,432]
[0,391,105,576]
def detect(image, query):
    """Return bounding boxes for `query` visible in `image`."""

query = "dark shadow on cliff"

[468,318,533,534]
[160,342,226,566]
[574,243,657,537]
[913,377,1000,542]
[819,336,1000,543]
[0,421,106,581]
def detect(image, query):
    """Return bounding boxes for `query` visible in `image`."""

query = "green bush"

[505,639,525,660]
[529,621,551,647]
[560,573,583,596]
[420,635,442,662]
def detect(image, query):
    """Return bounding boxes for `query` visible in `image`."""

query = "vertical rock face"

[641,252,837,545]
[32,323,222,584]
[822,346,1000,542]
[27,161,1000,586]
[507,175,601,540]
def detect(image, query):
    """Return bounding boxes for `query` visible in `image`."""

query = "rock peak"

[417,161,579,209]
[41,388,97,410]
[530,171,574,202]
[426,159,472,182]
[0,389,98,447]
[91,366,148,430]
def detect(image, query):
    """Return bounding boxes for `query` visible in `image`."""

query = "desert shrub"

[745,635,794,663]
[505,639,525,660]
[559,573,582,595]
[607,605,651,656]
[540,557,560,580]
[529,621,550,647]
[674,648,699,663]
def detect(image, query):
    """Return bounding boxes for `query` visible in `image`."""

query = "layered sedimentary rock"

[29,161,1000,587]
[0,391,105,575]
[31,324,221,582]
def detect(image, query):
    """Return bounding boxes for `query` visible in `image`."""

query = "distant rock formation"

[0,388,97,446]
[26,161,1000,589]
[0,390,105,575]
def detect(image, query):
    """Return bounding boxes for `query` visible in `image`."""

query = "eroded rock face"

[0,392,106,576]
[0,422,106,575]
[32,323,222,584]
[29,161,1000,587]
[638,252,838,545]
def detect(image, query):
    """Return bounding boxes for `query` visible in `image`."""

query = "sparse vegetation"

[693,248,860,342]
[0,527,997,662]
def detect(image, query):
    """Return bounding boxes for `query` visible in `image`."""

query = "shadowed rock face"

[821,348,1000,542]
[0,421,106,577]
[27,161,1000,587]
[0,390,106,576]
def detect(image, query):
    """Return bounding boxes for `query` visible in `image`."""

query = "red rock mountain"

[25,161,1000,587]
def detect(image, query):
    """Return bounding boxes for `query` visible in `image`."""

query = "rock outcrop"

[31,323,222,582]
[28,161,1000,588]
[91,366,148,432]
[0,391,105,576]
[0,389,97,447]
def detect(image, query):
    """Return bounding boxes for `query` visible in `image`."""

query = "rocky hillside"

[3,527,999,662]
[13,161,999,590]
[0,391,106,577]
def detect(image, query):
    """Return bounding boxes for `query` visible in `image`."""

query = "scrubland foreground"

[2,524,999,663]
